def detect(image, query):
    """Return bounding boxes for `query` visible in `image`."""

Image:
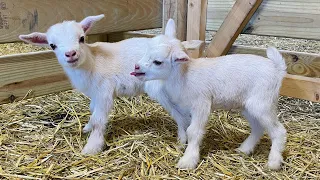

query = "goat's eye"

[50,44,57,50]
[153,60,163,66]
[79,36,85,43]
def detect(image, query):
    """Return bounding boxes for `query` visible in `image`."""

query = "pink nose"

[135,64,140,70]
[65,50,77,57]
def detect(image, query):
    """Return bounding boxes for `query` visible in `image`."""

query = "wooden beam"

[186,0,208,41]
[0,0,162,43]
[87,34,108,44]
[107,32,155,43]
[205,0,263,57]
[0,51,71,104]
[162,0,188,41]
[281,74,320,102]
[182,40,205,58]
[228,45,320,102]
[206,0,320,40]
[229,45,320,78]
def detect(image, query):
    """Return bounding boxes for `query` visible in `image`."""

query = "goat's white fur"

[19,15,187,155]
[133,19,287,170]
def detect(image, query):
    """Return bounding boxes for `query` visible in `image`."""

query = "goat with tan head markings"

[19,15,190,155]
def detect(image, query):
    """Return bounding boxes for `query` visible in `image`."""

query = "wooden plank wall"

[229,45,320,78]
[0,51,70,104]
[0,0,162,43]
[206,0,320,40]
[228,45,320,102]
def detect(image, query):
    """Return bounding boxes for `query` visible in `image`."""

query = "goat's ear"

[19,32,48,46]
[80,14,105,33]
[173,50,190,64]
[165,19,176,39]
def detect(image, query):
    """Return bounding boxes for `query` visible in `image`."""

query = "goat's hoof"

[235,147,252,155]
[81,141,104,155]
[81,146,102,155]
[82,123,92,133]
[177,155,199,169]
[267,160,282,170]
[267,153,283,170]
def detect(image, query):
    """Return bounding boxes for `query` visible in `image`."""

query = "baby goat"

[132,19,287,170]
[19,15,188,155]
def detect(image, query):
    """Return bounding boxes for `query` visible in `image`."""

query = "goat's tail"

[266,47,287,76]
[266,47,287,99]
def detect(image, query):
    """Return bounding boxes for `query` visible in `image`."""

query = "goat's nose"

[65,50,77,57]
[135,64,140,70]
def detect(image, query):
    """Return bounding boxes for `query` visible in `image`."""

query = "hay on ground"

[0,91,319,179]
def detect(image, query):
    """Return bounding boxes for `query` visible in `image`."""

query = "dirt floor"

[0,30,319,179]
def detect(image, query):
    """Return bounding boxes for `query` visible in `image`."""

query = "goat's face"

[46,22,85,67]
[19,14,105,68]
[132,35,189,81]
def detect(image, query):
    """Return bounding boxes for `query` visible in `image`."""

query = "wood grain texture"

[229,45,320,78]
[200,0,208,42]
[207,0,320,40]
[107,32,155,43]
[205,0,263,57]
[182,40,205,58]
[281,74,320,102]
[163,0,188,41]
[0,0,162,43]
[186,0,208,41]
[228,45,320,102]
[0,51,71,104]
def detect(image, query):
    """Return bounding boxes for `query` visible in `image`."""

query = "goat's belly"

[116,82,144,97]
[212,99,243,110]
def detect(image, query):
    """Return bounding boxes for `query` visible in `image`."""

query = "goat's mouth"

[130,72,146,77]
[67,58,79,64]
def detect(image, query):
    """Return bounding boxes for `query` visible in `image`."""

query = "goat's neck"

[165,63,187,97]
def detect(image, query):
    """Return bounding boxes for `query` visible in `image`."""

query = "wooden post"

[186,0,208,41]
[182,40,205,58]
[163,0,188,41]
[205,0,263,57]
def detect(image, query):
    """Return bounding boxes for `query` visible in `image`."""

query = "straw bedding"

[0,32,319,179]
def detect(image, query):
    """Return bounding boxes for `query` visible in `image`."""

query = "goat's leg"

[158,97,190,145]
[83,100,95,133]
[177,100,211,169]
[245,101,286,170]
[146,84,190,145]
[81,95,113,155]
[236,109,265,154]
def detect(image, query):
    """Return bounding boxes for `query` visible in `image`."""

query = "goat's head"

[19,14,105,68]
[131,19,190,81]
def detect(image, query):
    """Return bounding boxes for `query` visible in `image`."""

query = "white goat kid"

[132,19,287,170]
[19,15,188,155]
